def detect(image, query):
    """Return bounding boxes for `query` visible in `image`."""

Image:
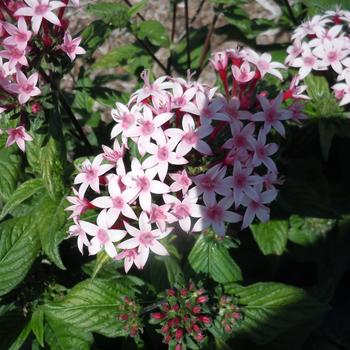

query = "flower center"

[157,146,169,161]
[201,176,215,191]
[141,120,155,135]
[21,83,34,94]
[257,60,269,71]
[137,176,150,192]
[139,231,154,246]
[83,166,97,181]
[304,56,315,66]
[35,3,49,15]
[206,206,223,222]
[112,196,124,209]
[183,131,198,145]
[266,108,277,122]
[122,113,135,129]
[97,229,109,244]
[174,204,190,218]
[327,51,338,62]
[234,134,246,147]
[16,32,28,42]
[150,207,166,221]
[234,173,247,188]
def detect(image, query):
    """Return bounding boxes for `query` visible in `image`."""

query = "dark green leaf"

[0,216,41,296]
[8,321,32,350]
[225,282,329,344]
[128,0,148,17]
[136,20,170,47]
[0,178,44,219]
[87,2,130,28]
[0,149,20,202]
[81,20,112,54]
[31,309,44,347]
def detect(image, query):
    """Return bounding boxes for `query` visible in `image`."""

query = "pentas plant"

[67,46,307,272]
[0,0,84,151]
[286,7,350,106]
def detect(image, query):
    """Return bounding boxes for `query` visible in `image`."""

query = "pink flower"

[245,50,285,80]
[8,71,41,104]
[114,248,141,273]
[190,164,231,203]
[290,43,321,79]
[163,194,200,232]
[224,162,262,207]
[210,51,228,71]
[171,82,196,110]
[253,92,292,136]
[169,169,192,195]
[222,122,255,151]
[15,0,66,34]
[79,209,126,257]
[122,158,170,211]
[182,91,228,125]
[142,136,187,181]
[149,203,176,232]
[74,154,114,195]
[251,129,278,172]
[313,38,347,74]
[111,103,140,142]
[2,17,32,50]
[68,218,90,254]
[101,139,125,173]
[220,97,251,126]
[0,46,28,70]
[285,39,303,65]
[90,174,137,221]
[65,187,91,218]
[125,106,173,155]
[118,211,171,268]
[232,61,255,83]
[6,126,33,151]
[241,184,277,228]
[192,196,241,236]
[60,31,86,61]
[166,114,213,157]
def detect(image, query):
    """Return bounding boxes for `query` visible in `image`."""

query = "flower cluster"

[117,296,143,338]
[216,295,242,334]
[150,283,212,349]
[0,0,84,151]
[286,7,350,106]
[67,46,306,272]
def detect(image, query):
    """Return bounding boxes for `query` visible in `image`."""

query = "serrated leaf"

[0,149,20,202]
[136,20,170,47]
[31,309,44,347]
[0,216,41,296]
[250,220,288,256]
[34,195,68,270]
[225,282,329,344]
[87,2,130,28]
[45,315,93,350]
[188,234,242,283]
[0,178,44,219]
[44,278,134,337]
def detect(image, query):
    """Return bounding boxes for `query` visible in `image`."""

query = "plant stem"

[131,32,168,74]
[197,12,219,78]
[282,0,298,25]
[122,0,146,21]
[167,0,178,74]
[39,68,93,154]
[184,0,191,70]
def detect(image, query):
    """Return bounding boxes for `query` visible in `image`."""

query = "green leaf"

[80,20,112,54]
[303,0,350,11]
[44,278,134,337]
[87,2,130,28]
[163,256,185,286]
[93,44,143,69]
[188,234,242,283]
[0,178,44,219]
[136,20,170,47]
[0,149,20,202]
[39,136,66,200]
[34,195,68,270]
[91,251,111,279]
[128,0,148,17]
[0,216,41,296]
[45,315,93,350]
[250,220,289,256]
[31,309,44,347]
[225,282,329,344]
[8,321,32,350]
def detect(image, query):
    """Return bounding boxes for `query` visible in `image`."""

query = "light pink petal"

[150,240,169,256]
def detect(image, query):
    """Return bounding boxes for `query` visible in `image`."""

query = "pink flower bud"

[151,312,165,320]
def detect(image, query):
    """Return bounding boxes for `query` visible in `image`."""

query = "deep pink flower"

[8,71,41,104]
[60,31,86,61]
[2,17,32,50]
[5,126,33,151]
